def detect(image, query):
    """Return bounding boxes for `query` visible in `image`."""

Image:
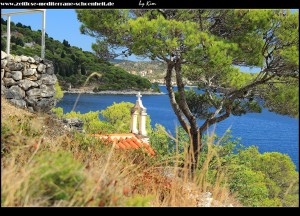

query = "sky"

[1,9,151,62]
[2,9,96,53]
[1,9,298,72]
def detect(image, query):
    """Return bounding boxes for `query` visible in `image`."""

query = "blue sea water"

[56,86,299,170]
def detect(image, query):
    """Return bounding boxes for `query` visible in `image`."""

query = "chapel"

[90,92,155,156]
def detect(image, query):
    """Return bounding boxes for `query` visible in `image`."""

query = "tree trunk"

[164,61,189,133]
[174,61,200,172]
[189,127,202,172]
[164,59,204,173]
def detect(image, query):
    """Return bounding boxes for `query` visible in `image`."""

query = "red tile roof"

[90,133,155,156]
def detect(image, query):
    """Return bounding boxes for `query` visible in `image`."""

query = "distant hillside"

[112,60,195,86]
[112,60,166,84]
[108,58,134,64]
[1,18,151,91]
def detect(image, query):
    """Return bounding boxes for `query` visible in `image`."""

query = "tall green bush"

[227,165,269,206]
[196,131,299,207]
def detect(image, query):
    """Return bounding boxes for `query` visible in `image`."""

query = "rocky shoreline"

[63,89,166,95]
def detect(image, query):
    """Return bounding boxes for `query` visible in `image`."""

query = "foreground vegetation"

[1,98,298,206]
[2,98,234,207]
[52,103,299,207]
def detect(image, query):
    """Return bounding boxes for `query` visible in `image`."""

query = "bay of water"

[57,86,299,170]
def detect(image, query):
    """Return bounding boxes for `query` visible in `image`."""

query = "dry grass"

[1,96,33,118]
[1,97,239,207]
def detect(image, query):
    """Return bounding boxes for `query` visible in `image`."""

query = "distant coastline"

[158,84,198,88]
[63,89,166,95]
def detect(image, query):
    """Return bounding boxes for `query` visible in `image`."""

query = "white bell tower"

[130,92,147,137]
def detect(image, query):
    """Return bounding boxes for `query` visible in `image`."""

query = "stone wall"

[1,51,57,113]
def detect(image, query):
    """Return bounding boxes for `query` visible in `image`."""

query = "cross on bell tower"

[137,92,142,100]
[130,92,147,137]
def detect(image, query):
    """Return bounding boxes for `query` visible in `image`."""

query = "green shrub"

[197,132,299,207]
[228,164,269,206]
[54,103,148,134]
[30,151,85,203]
[51,107,64,118]
[63,110,104,134]
[260,198,282,207]
[73,132,108,151]
[125,195,154,207]
[101,102,151,134]
[150,125,186,166]
[232,146,299,206]
[54,81,64,101]
[251,152,298,199]
[101,102,133,127]
[283,194,299,207]
[150,124,171,156]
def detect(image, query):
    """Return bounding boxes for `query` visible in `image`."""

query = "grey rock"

[39,74,57,85]
[27,106,34,112]
[4,72,12,78]
[1,51,7,59]
[10,99,27,108]
[5,90,14,99]
[30,64,37,69]
[25,96,38,106]
[3,78,16,87]
[18,79,39,90]
[43,59,54,75]
[7,54,14,60]
[64,118,84,126]
[34,56,43,63]
[28,57,35,63]
[1,84,7,95]
[27,96,55,113]
[1,59,7,68]
[36,73,42,80]
[63,118,84,131]
[33,97,55,112]
[23,68,36,76]
[14,56,21,63]
[36,80,42,86]
[45,63,52,68]
[40,84,56,97]
[8,61,23,71]
[37,64,46,73]
[3,54,57,114]
[46,65,54,75]
[6,85,25,99]
[25,75,38,81]
[27,85,56,98]
[11,71,22,81]
[26,88,42,97]
[43,59,53,65]
[21,56,29,62]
